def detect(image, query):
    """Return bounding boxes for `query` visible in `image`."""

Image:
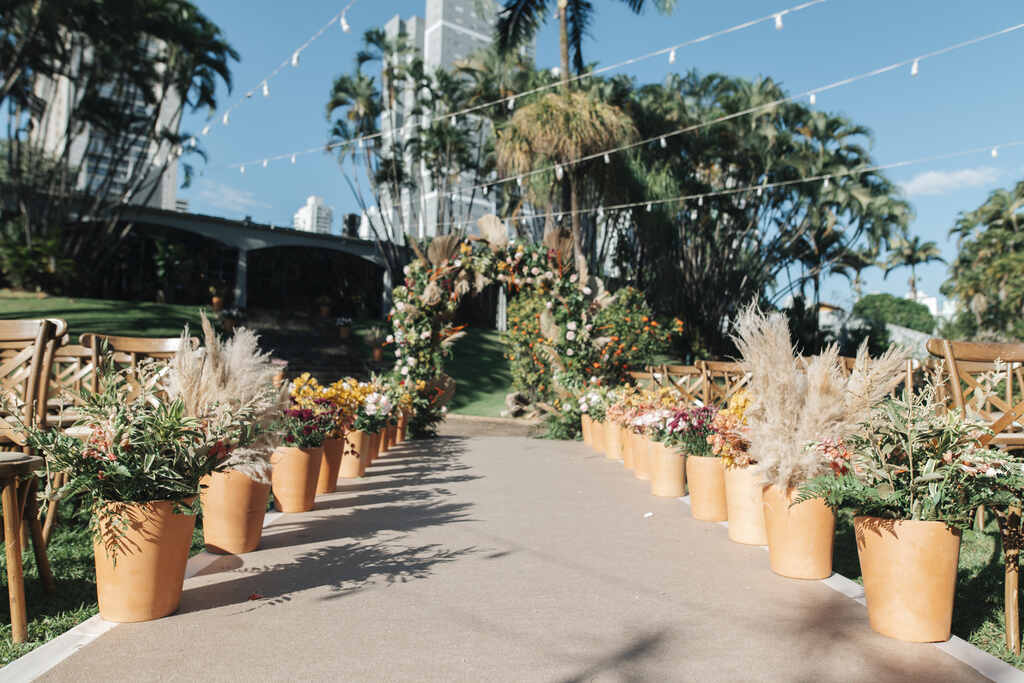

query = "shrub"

[853,293,936,334]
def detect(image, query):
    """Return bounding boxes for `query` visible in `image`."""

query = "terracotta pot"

[339,325,352,340]
[200,470,270,555]
[211,296,223,312]
[604,421,622,460]
[724,466,768,545]
[396,412,408,443]
[316,438,344,494]
[591,420,606,454]
[855,516,962,642]
[369,431,382,463]
[319,304,331,318]
[372,347,384,362]
[649,442,685,497]
[384,423,398,452]
[93,500,196,622]
[686,456,727,522]
[621,426,635,470]
[580,415,592,446]
[341,430,370,478]
[762,484,835,579]
[270,446,322,513]
[632,432,651,481]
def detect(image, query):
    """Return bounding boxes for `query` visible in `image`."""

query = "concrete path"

[39,436,986,682]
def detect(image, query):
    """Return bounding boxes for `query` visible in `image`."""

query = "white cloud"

[194,181,273,214]
[900,166,1001,197]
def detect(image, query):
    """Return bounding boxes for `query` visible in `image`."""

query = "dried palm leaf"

[476,214,508,252]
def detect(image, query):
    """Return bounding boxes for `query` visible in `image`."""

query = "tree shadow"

[557,631,668,683]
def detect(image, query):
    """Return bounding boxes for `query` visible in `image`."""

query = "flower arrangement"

[336,316,353,327]
[796,381,1023,530]
[732,305,907,490]
[277,407,332,448]
[353,389,394,434]
[707,390,752,468]
[666,405,718,457]
[577,384,616,422]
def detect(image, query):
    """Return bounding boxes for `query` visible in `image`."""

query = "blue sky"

[179,0,1024,310]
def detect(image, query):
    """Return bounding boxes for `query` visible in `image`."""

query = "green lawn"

[0,292,208,338]
[446,328,513,418]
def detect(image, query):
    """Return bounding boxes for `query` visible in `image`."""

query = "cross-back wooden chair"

[627,370,658,391]
[698,360,750,407]
[662,364,705,406]
[78,333,197,403]
[927,337,1024,654]
[0,319,62,642]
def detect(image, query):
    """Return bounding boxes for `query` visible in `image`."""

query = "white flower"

[984,468,1000,478]
[580,404,588,413]
[408,357,417,366]
[531,267,541,276]
[441,406,448,414]
[566,321,577,331]
[386,334,394,344]
[420,331,430,340]
[401,367,410,375]
[570,274,578,283]
[583,286,592,295]
[403,265,411,275]
[453,259,462,267]
[567,348,574,356]
[566,331,576,341]
[585,324,593,332]
[544,271,553,279]
[395,348,402,357]
[546,301,553,310]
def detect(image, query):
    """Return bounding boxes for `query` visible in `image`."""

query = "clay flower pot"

[270,446,322,513]
[369,431,382,463]
[724,466,767,545]
[580,414,591,446]
[649,442,685,497]
[211,296,224,312]
[341,430,370,478]
[686,456,727,522]
[632,432,651,481]
[762,484,835,579]
[604,421,622,460]
[621,426,635,470]
[855,516,962,642]
[592,420,606,454]
[396,413,408,443]
[93,500,196,622]
[339,325,352,340]
[371,346,384,362]
[200,470,271,555]
[319,304,331,318]
[384,423,398,451]
[316,438,344,494]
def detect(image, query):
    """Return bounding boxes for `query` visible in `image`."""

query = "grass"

[446,328,513,418]
[0,500,207,667]
[0,291,208,338]
[833,509,1024,670]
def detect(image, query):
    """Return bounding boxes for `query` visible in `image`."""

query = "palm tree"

[495,90,637,273]
[884,233,945,299]
[833,245,880,301]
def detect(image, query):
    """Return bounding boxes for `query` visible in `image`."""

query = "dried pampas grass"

[734,304,906,490]
[167,313,285,483]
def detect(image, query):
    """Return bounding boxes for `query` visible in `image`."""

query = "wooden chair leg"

[976,505,987,532]
[41,472,63,547]
[3,476,29,643]
[999,509,1022,656]
[25,478,55,594]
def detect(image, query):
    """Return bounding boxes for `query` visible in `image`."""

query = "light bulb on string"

[201,125,210,136]
[698,196,703,207]
[690,210,697,220]
[240,165,245,174]
[340,11,350,32]
[809,93,816,105]
[292,50,301,67]
[507,97,516,111]
[823,177,830,189]
[291,154,297,164]
[603,153,610,164]
[910,59,919,77]
[992,147,999,158]
[646,202,653,213]
[188,137,197,148]
[222,112,230,125]
[262,81,270,97]
[555,165,564,180]
[659,137,667,149]
[262,159,268,168]
[774,13,783,30]
[516,176,523,188]
[757,185,763,197]
[669,48,676,64]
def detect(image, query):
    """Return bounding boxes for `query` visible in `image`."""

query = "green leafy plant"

[276,408,332,448]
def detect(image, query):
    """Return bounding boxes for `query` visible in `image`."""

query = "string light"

[774,13,783,30]
[240,165,245,174]
[698,196,704,206]
[291,154,297,164]
[992,147,999,158]
[823,177,830,189]
[508,97,516,111]
[646,202,653,212]
[555,165,564,180]
[660,137,667,149]
[222,112,229,125]
[809,93,816,105]
[291,50,301,68]
[669,48,676,64]
[911,58,919,76]
[201,125,210,136]
[603,154,610,164]
[340,11,350,33]
[262,159,268,168]
[262,81,270,97]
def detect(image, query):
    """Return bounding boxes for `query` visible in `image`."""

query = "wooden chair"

[698,360,750,407]
[927,338,1024,654]
[78,333,197,402]
[627,370,658,391]
[662,364,705,406]
[0,319,62,643]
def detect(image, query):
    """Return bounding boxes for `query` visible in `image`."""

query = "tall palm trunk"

[557,0,585,274]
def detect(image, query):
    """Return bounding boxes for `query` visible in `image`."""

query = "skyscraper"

[293,195,334,234]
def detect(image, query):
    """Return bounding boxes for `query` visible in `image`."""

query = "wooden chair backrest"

[662,364,705,406]
[0,319,63,448]
[926,338,1024,447]
[698,360,749,407]
[628,371,657,391]
[47,342,101,407]
[79,333,198,402]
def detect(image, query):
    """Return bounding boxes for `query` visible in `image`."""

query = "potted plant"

[798,381,1021,642]
[359,389,392,464]
[271,406,330,512]
[24,369,229,622]
[647,408,686,498]
[316,294,332,318]
[674,405,723,520]
[365,326,387,363]
[602,390,626,461]
[168,315,282,556]
[709,390,766,545]
[732,306,905,579]
[578,385,610,455]
[337,316,353,340]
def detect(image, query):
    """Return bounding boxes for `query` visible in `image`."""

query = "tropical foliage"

[852,292,936,334]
